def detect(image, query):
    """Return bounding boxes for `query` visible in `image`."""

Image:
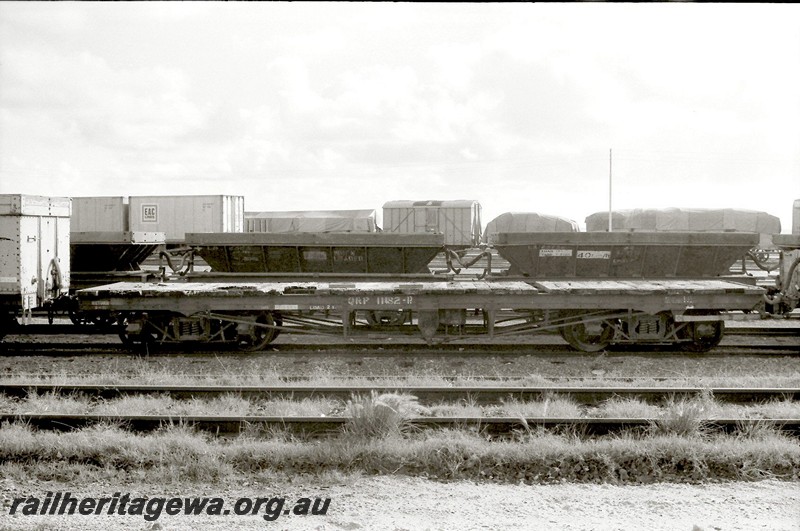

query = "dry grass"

[502,395,583,418]
[592,397,661,418]
[3,391,800,426]
[342,392,427,439]
[0,422,797,485]
[651,394,715,436]
[2,367,800,389]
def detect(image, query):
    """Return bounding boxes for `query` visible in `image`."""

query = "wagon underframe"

[78,279,765,352]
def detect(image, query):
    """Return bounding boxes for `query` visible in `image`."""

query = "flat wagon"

[78,276,764,352]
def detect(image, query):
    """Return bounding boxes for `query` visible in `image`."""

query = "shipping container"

[129,195,244,243]
[793,199,800,236]
[382,200,482,247]
[71,196,128,232]
[483,212,579,244]
[0,195,71,313]
[245,210,377,233]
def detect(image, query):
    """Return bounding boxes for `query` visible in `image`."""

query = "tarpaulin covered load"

[483,212,579,244]
[585,208,781,234]
[245,210,377,233]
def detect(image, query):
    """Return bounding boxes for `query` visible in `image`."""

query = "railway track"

[2,383,798,405]
[3,323,799,337]
[0,337,798,356]
[2,413,798,436]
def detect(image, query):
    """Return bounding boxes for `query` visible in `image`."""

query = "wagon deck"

[80,278,763,314]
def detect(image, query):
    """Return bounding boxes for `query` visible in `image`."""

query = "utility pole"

[608,148,613,232]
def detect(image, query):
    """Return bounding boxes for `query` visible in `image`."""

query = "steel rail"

[2,323,798,337]
[0,343,798,358]
[2,384,797,405]
[1,413,797,436]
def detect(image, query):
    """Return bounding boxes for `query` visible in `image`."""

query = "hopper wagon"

[492,232,759,278]
[70,231,165,277]
[183,232,446,275]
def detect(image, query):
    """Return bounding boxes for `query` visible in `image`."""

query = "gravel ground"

[1,476,798,530]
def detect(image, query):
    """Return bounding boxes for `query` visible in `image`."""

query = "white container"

[71,196,128,232]
[129,195,244,243]
[382,200,482,247]
[0,195,71,312]
[793,199,800,236]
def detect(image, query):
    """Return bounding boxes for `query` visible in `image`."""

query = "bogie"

[115,311,282,351]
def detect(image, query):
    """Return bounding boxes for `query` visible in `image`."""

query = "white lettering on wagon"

[665,296,694,305]
[274,304,299,310]
[576,250,611,259]
[309,305,337,311]
[539,249,572,257]
[346,296,414,306]
[375,296,413,305]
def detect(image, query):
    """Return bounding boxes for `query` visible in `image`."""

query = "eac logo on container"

[142,204,158,223]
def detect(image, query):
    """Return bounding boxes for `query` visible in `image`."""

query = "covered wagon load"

[245,210,378,233]
[382,200,482,247]
[585,208,780,245]
[483,212,579,245]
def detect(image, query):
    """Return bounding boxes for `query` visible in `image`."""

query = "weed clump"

[342,392,427,439]
[651,395,713,437]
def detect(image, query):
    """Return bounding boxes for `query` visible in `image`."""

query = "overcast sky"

[1,3,798,231]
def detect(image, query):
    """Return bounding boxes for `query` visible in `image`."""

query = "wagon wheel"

[236,311,278,351]
[559,314,615,352]
[70,309,115,328]
[68,308,91,326]
[365,310,410,327]
[0,312,18,341]
[117,314,164,350]
[89,312,116,328]
[678,320,723,353]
